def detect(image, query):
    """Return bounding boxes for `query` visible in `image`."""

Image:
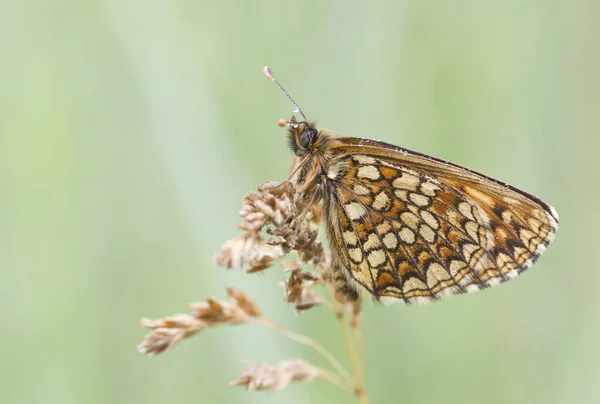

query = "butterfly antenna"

[263,66,308,122]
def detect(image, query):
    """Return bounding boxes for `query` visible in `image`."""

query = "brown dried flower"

[138,179,367,401]
[230,360,320,392]
[213,234,284,273]
[214,180,328,273]
[188,298,244,324]
[239,181,295,232]
[227,287,262,317]
[137,314,204,356]
[281,261,322,312]
[294,289,321,312]
[138,288,263,356]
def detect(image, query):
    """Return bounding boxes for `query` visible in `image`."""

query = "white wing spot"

[393,173,420,191]
[357,165,380,180]
[420,182,441,196]
[343,231,358,246]
[427,263,452,287]
[462,243,480,261]
[346,202,366,220]
[502,209,514,224]
[410,193,430,207]
[348,248,363,263]
[382,232,398,249]
[403,277,428,293]
[363,233,381,251]
[372,192,389,211]
[398,227,415,244]
[353,184,370,195]
[400,212,420,229]
[458,202,475,221]
[376,222,392,234]
[419,224,436,243]
[394,189,408,201]
[449,260,466,276]
[367,249,386,267]
[496,253,514,271]
[353,155,377,165]
[465,221,480,241]
[420,210,439,229]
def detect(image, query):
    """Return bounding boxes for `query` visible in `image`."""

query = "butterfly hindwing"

[322,138,558,304]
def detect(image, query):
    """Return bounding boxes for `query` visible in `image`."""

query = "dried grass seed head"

[231,359,320,392]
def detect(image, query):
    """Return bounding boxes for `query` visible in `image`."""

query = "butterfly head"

[264,66,323,157]
[279,116,320,156]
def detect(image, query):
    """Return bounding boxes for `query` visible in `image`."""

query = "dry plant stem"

[352,320,365,383]
[315,369,354,393]
[323,274,368,404]
[333,306,366,402]
[350,302,365,373]
[251,316,353,385]
[347,305,368,404]
[310,290,369,403]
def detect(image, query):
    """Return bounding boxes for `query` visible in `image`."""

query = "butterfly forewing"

[320,137,558,304]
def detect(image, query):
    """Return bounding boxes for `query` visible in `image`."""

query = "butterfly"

[264,67,559,305]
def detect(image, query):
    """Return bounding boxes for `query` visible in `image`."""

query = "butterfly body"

[285,116,559,305]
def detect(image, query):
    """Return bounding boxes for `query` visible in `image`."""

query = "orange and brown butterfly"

[263,66,559,305]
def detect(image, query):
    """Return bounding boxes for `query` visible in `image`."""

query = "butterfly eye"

[299,128,317,148]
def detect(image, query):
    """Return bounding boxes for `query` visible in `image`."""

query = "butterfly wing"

[323,137,558,304]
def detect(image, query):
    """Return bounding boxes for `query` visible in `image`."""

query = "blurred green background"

[2,1,598,403]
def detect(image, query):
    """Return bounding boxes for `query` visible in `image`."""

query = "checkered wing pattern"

[324,139,558,304]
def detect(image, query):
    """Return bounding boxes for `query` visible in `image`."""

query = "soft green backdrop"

[2,1,598,403]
